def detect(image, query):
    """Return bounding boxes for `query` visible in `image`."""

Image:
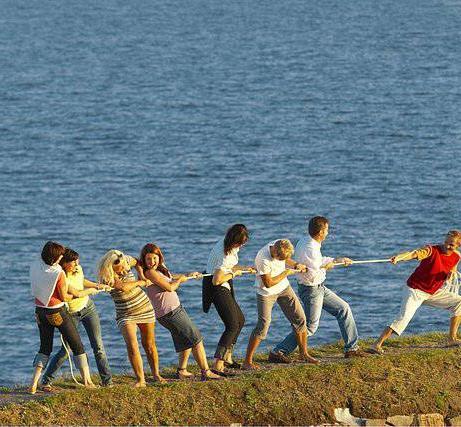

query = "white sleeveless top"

[30,259,63,308]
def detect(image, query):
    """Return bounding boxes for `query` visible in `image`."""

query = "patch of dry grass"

[1,332,460,425]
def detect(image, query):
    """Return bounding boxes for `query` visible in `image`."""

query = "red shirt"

[407,245,460,294]
[34,271,66,307]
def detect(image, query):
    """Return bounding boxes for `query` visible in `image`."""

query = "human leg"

[57,309,94,387]
[190,341,222,380]
[139,323,164,382]
[421,289,461,345]
[211,287,244,371]
[277,287,318,364]
[371,287,425,352]
[80,301,112,385]
[273,284,324,356]
[31,309,55,394]
[120,323,145,387]
[243,294,276,370]
[42,313,80,386]
[322,286,359,352]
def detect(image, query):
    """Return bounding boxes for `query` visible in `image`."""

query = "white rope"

[60,334,83,386]
[198,270,252,279]
[333,259,391,266]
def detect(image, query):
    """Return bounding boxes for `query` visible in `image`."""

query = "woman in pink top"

[139,243,221,381]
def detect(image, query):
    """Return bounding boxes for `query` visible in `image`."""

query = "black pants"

[35,306,85,356]
[211,286,245,359]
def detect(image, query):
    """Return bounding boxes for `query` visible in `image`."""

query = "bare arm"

[68,284,99,298]
[56,273,74,302]
[391,246,432,264]
[212,268,244,286]
[285,258,308,272]
[113,277,151,292]
[260,268,298,288]
[144,269,187,292]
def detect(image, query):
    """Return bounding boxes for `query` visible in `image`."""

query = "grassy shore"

[2,332,461,425]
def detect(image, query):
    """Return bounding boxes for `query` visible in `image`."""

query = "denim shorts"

[157,305,202,352]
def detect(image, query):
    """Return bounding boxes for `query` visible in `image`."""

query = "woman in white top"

[41,248,113,389]
[203,224,255,375]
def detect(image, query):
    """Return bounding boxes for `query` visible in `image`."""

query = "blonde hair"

[97,249,130,286]
[447,230,461,242]
[273,239,294,260]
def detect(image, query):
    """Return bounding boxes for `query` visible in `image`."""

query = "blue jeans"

[273,282,359,354]
[42,299,112,385]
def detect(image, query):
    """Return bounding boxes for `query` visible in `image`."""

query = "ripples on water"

[1,0,460,385]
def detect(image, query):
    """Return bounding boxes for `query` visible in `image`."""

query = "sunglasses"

[113,254,123,266]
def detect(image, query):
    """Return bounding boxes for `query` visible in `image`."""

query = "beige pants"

[390,286,461,335]
[251,285,306,340]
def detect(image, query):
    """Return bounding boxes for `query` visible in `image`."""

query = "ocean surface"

[1,0,460,386]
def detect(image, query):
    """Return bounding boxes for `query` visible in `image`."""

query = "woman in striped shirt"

[98,250,164,387]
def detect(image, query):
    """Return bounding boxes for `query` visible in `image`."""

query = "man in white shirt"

[270,216,367,361]
[243,239,319,370]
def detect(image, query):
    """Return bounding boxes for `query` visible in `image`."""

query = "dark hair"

[224,224,249,255]
[60,248,79,267]
[139,243,171,278]
[41,241,65,266]
[308,216,329,238]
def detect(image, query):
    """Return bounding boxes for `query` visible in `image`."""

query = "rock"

[386,415,415,426]
[447,415,461,426]
[364,419,387,426]
[413,413,444,426]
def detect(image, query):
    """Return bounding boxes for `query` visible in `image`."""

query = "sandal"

[175,368,194,380]
[41,384,53,393]
[201,369,225,381]
[366,347,384,355]
[224,361,242,369]
[211,369,236,378]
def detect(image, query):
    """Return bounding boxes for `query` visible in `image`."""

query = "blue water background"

[1,0,460,386]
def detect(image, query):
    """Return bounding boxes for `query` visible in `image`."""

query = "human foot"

[367,345,384,355]
[447,339,461,347]
[134,381,147,388]
[83,380,97,389]
[176,368,194,380]
[268,351,291,364]
[224,360,242,369]
[153,375,166,383]
[242,362,260,370]
[41,383,52,393]
[201,369,224,381]
[299,353,320,364]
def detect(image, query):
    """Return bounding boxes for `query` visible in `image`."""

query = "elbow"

[262,280,272,288]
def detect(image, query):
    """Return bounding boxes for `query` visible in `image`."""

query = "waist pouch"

[46,311,64,326]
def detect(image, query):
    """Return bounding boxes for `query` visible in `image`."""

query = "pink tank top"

[145,271,181,318]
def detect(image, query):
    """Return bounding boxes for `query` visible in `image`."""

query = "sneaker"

[344,349,369,358]
[268,351,291,364]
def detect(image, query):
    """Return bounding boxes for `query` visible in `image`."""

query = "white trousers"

[389,286,461,335]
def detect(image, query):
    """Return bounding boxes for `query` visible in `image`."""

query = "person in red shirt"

[370,230,461,354]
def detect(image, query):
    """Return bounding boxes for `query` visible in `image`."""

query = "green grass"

[1,332,461,425]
